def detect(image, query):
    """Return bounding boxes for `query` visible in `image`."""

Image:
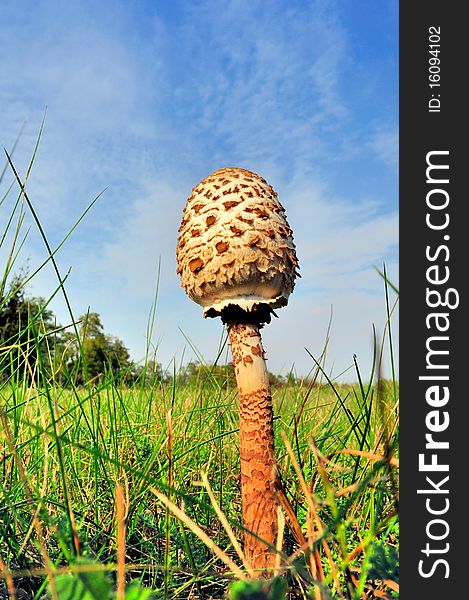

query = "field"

[0,361,399,599]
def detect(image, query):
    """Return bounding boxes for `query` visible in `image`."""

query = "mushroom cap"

[176,167,299,321]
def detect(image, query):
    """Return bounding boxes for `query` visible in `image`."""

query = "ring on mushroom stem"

[176,167,299,575]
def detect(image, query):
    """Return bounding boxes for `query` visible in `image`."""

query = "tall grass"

[0,137,399,599]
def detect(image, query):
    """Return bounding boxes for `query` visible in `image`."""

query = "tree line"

[0,274,300,387]
[0,273,162,386]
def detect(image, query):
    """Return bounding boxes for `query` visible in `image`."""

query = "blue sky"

[0,0,398,381]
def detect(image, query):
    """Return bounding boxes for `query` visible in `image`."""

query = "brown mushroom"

[176,167,299,574]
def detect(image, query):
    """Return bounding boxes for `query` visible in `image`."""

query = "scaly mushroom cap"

[176,167,299,320]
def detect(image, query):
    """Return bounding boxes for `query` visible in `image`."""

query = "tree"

[0,274,56,382]
[1,273,136,386]
[63,312,132,384]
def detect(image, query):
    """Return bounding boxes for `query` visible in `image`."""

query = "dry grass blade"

[274,473,308,549]
[280,431,324,538]
[280,431,325,599]
[200,471,251,574]
[307,436,353,599]
[274,506,285,577]
[0,556,16,600]
[334,449,399,467]
[334,477,386,499]
[319,538,344,599]
[2,563,155,579]
[384,579,399,593]
[150,488,246,580]
[115,483,126,600]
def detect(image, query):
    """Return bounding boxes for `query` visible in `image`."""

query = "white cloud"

[368,126,399,170]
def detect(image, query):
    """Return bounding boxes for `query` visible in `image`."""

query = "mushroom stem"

[228,322,279,575]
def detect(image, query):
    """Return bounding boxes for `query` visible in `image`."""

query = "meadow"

[1,141,399,599]
[0,353,399,599]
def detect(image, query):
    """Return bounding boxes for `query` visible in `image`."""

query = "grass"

[0,132,399,599]
[0,366,399,599]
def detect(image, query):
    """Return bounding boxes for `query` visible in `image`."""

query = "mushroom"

[176,167,299,573]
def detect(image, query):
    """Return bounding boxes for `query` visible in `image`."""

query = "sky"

[0,0,398,382]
